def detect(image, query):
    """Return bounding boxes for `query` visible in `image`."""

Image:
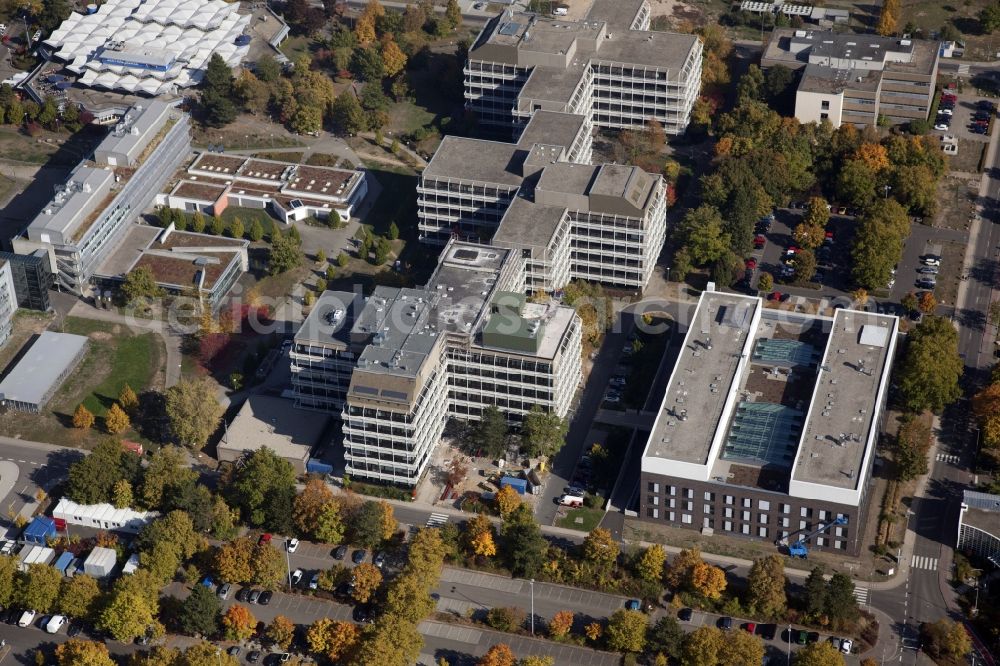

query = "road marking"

[853,585,868,605]
[426,513,449,528]
[911,555,938,571]
[935,453,960,464]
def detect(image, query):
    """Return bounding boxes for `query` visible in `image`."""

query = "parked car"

[610,375,626,387]
[291,569,304,586]
[352,549,367,565]
[922,257,941,266]
[971,125,988,134]
[353,605,374,624]
[46,615,66,634]
[248,651,262,663]
[309,574,320,590]
[333,545,348,560]
[625,599,641,611]
[720,617,734,630]
[934,122,950,131]
[67,623,83,638]
[247,589,261,604]
[916,278,937,289]
[753,234,766,249]
[236,587,250,602]
[604,394,621,404]
[18,610,36,628]
[916,266,939,274]
[218,583,232,600]
[227,646,241,657]
[743,622,756,634]
[797,630,808,645]
[939,107,953,116]
[258,534,272,546]
[678,608,693,622]
[373,552,387,569]
[760,624,777,640]
[745,258,758,271]
[258,590,272,605]
[840,638,853,653]
[286,538,299,553]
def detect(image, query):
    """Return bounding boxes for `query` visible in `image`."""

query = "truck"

[559,494,584,507]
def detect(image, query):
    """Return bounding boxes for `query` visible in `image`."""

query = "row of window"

[643,509,847,549]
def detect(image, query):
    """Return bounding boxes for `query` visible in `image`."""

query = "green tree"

[229,217,245,240]
[520,406,568,458]
[112,478,134,508]
[582,528,619,571]
[981,3,1000,32]
[0,555,14,608]
[678,205,730,265]
[331,93,367,134]
[373,236,391,265]
[209,216,225,236]
[745,555,786,618]
[896,316,963,413]
[478,405,510,460]
[793,641,845,666]
[58,574,100,621]
[892,164,938,216]
[228,447,297,528]
[201,54,237,127]
[824,572,859,625]
[15,563,63,613]
[636,544,667,582]
[314,500,347,544]
[351,500,390,549]
[445,0,461,28]
[55,640,115,666]
[735,64,765,103]
[97,577,158,642]
[388,221,399,240]
[251,542,285,589]
[758,272,773,293]
[121,265,165,304]
[268,232,303,275]
[140,446,197,511]
[248,219,264,242]
[895,415,931,481]
[803,566,827,619]
[606,609,648,653]
[671,246,693,281]
[66,438,141,505]
[792,248,817,282]
[178,584,221,637]
[502,504,547,578]
[836,159,876,210]
[718,629,766,666]
[337,251,349,267]
[851,213,904,290]
[645,616,683,661]
[165,377,224,449]
[191,211,207,233]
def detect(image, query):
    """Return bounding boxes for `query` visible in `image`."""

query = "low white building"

[83,547,117,578]
[53,498,158,534]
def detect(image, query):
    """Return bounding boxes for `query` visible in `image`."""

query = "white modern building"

[465,0,703,136]
[291,240,582,486]
[0,259,17,349]
[44,0,250,96]
[19,100,191,295]
[418,110,667,291]
[53,498,159,534]
[639,291,898,555]
[159,153,368,224]
[957,490,1000,566]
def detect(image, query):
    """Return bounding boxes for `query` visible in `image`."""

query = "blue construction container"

[306,458,334,475]
[23,516,56,545]
[53,551,74,575]
[500,476,527,495]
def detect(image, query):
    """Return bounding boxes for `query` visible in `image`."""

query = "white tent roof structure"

[45,0,249,96]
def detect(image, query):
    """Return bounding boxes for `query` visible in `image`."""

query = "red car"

[745,258,758,270]
[258,533,272,545]
[784,246,799,256]
[753,234,766,249]
[744,622,757,634]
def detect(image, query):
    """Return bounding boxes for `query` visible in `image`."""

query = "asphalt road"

[0,438,83,539]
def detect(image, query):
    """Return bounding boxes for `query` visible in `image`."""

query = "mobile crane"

[781,516,848,558]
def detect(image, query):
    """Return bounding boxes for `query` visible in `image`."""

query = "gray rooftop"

[95,100,174,165]
[516,111,587,153]
[763,28,939,75]
[518,64,589,107]
[295,289,362,350]
[493,196,567,251]
[793,309,897,490]
[219,395,329,463]
[536,162,598,196]
[0,331,88,406]
[26,167,115,244]
[645,293,760,466]
[962,490,1000,539]
[798,63,881,94]
[585,0,648,29]
[594,30,700,70]
[422,136,525,187]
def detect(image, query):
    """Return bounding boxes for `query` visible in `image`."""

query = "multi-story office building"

[417,111,667,291]
[639,290,898,555]
[19,101,190,294]
[465,0,703,136]
[291,240,582,485]
[0,259,17,348]
[0,250,53,312]
[762,29,939,127]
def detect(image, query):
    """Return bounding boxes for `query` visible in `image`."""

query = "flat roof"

[220,395,329,463]
[536,162,598,196]
[422,136,526,187]
[595,30,700,70]
[792,309,897,491]
[96,100,174,163]
[516,110,587,153]
[27,167,115,241]
[190,153,246,174]
[0,331,88,406]
[295,289,361,349]
[798,64,881,94]
[643,292,761,467]
[962,490,1000,539]
[519,64,589,105]
[492,196,567,250]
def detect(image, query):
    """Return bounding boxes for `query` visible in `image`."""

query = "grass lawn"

[244,264,312,301]
[254,151,305,163]
[220,206,280,228]
[556,506,605,532]
[58,317,162,417]
[388,100,437,136]
[279,35,313,62]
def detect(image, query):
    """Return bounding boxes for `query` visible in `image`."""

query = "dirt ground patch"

[0,310,55,373]
[933,176,979,233]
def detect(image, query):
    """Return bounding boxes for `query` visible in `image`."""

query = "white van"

[553,6,568,15]
[559,494,583,507]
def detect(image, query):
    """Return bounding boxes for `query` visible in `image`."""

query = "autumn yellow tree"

[585,621,603,642]
[214,537,255,584]
[974,382,1000,447]
[470,528,497,559]
[478,643,516,666]
[876,0,900,36]
[105,403,131,434]
[293,479,336,536]
[665,547,704,588]
[325,620,361,662]
[266,616,295,650]
[582,528,619,571]
[636,544,667,582]
[381,36,407,78]
[918,291,937,314]
[465,513,497,559]
[548,610,574,638]
[354,12,376,45]
[496,484,521,517]
[55,639,115,666]
[221,604,256,641]
[73,404,95,430]
[351,563,383,603]
[853,143,890,172]
[690,561,727,600]
[118,383,139,413]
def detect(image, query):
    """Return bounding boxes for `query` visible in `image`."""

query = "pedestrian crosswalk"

[936,453,960,464]
[911,554,939,571]
[426,513,449,528]
[957,63,971,76]
[853,585,868,605]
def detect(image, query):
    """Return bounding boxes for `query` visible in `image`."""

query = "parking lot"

[934,90,994,144]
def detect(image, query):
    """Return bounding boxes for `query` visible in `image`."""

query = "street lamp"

[883,184,892,199]
[786,624,791,666]
[284,538,292,590]
[529,579,535,636]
